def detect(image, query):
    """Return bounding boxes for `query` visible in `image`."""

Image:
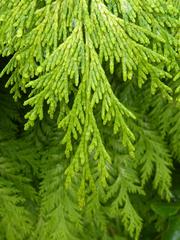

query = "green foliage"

[0,90,35,239]
[0,0,179,239]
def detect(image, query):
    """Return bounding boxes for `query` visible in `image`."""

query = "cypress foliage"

[0,0,179,239]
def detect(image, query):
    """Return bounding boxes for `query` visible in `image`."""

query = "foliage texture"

[0,0,179,239]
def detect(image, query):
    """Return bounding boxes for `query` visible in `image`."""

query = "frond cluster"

[0,0,179,239]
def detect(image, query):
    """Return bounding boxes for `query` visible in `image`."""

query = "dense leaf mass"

[0,0,179,239]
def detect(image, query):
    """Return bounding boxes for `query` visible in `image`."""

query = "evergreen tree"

[0,0,179,239]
